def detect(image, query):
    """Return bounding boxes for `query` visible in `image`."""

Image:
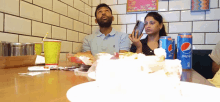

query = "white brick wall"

[0,0,19,16]
[193,21,218,32]
[43,9,59,26]
[33,0,53,10]
[5,15,31,35]
[206,33,220,44]
[52,26,67,40]
[20,1,42,22]
[32,21,52,38]
[0,0,90,61]
[53,0,68,16]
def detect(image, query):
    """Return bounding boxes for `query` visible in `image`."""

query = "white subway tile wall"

[101,0,118,5]
[74,20,84,32]
[206,33,220,44]
[20,1,42,22]
[118,0,127,4]
[52,26,67,40]
[19,35,42,43]
[118,14,136,24]
[110,5,127,14]
[169,22,192,33]
[61,0,74,7]
[92,0,100,6]
[5,14,31,35]
[32,21,52,38]
[206,8,220,20]
[193,21,218,32]
[159,11,180,22]
[210,0,219,8]
[79,33,87,42]
[192,33,205,44]
[53,0,68,16]
[112,25,127,34]
[0,0,90,61]
[85,4,91,16]
[60,15,73,29]
[67,30,78,42]
[33,0,53,10]
[74,0,85,12]
[43,9,59,26]
[169,0,191,11]
[158,1,168,11]
[61,41,72,52]
[23,0,32,3]
[0,32,18,42]
[193,45,215,50]
[181,10,205,21]
[0,0,19,16]
[68,6,79,20]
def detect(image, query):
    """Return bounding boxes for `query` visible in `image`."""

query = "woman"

[129,12,167,55]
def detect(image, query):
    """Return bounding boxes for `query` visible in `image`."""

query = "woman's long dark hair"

[144,12,167,37]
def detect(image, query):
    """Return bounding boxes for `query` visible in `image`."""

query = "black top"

[130,36,159,55]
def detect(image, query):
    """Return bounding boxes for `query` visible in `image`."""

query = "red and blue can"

[177,33,192,69]
[159,36,173,59]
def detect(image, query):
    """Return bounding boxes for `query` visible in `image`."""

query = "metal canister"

[25,43,35,55]
[11,43,26,56]
[0,41,10,56]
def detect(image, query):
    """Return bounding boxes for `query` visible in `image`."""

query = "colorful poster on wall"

[191,0,210,11]
[127,0,158,12]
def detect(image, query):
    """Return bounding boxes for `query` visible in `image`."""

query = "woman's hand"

[129,30,143,48]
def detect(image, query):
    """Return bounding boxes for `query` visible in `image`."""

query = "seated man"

[209,40,220,75]
[72,3,130,59]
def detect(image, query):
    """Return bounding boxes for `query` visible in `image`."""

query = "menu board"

[127,0,158,12]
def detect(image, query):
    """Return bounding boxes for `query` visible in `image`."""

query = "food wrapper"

[208,68,220,88]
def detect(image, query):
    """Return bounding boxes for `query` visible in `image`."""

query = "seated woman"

[129,12,167,55]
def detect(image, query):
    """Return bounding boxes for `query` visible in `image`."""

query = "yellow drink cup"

[43,39,61,69]
[34,43,42,55]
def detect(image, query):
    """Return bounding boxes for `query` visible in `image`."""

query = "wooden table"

[0,61,214,102]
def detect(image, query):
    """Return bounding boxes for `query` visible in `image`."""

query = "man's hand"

[212,61,220,75]
[129,30,143,49]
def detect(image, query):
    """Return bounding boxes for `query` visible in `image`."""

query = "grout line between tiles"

[3,13,5,32]
[204,33,206,44]
[31,20,32,35]
[19,0,21,16]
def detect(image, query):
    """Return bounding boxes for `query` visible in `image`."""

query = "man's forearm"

[212,61,220,75]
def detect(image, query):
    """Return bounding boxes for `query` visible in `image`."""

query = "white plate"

[88,72,96,79]
[66,81,220,102]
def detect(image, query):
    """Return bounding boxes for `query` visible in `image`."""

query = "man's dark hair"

[95,3,112,17]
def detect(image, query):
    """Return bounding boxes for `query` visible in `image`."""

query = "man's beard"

[96,16,113,28]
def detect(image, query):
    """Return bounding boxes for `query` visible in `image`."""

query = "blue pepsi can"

[159,36,173,59]
[177,33,192,69]
[171,39,175,59]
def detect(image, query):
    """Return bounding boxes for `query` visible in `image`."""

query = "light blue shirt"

[82,28,130,56]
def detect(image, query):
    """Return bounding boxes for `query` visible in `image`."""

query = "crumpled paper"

[208,68,220,88]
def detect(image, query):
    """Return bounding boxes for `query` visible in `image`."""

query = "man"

[81,3,130,56]
[209,40,220,75]
[208,41,220,87]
